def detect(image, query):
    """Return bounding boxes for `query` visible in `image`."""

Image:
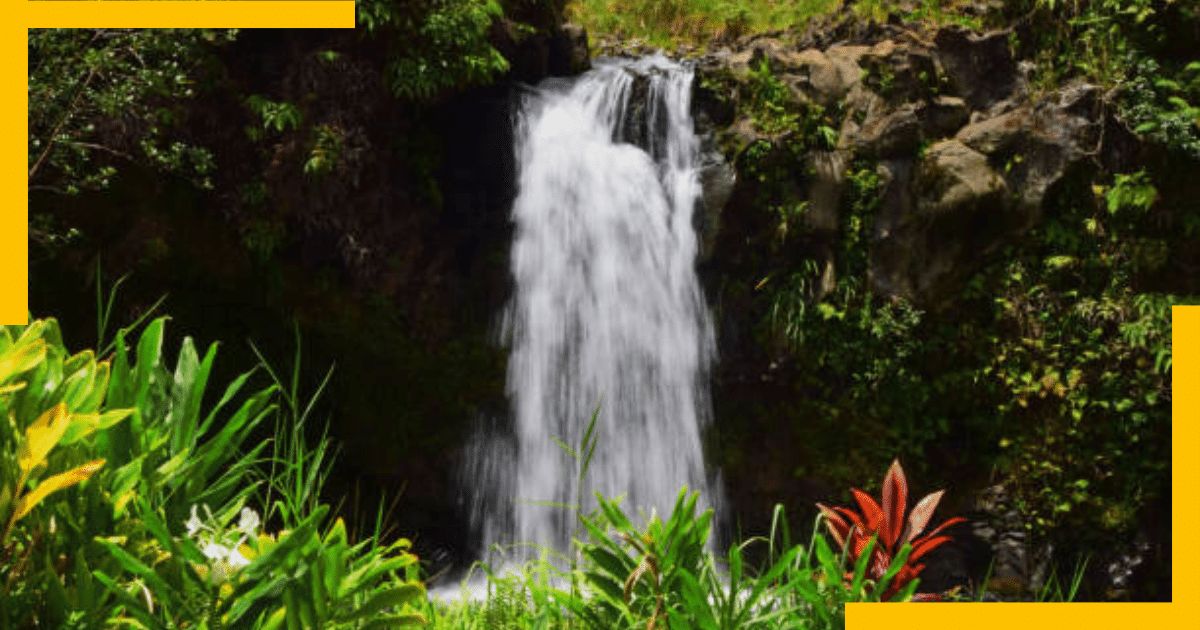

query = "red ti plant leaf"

[903,488,944,544]
[815,459,965,601]
[880,459,907,548]
[816,502,852,548]
[910,535,954,564]
[850,488,885,533]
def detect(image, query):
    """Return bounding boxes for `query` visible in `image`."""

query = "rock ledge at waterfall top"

[596,6,1145,310]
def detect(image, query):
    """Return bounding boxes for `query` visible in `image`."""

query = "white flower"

[202,542,230,562]
[185,504,206,537]
[184,503,260,586]
[237,507,260,538]
[227,547,251,569]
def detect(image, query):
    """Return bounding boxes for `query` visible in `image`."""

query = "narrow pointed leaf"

[905,489,945,543]
[817,503,851,547]
[14,459,106,520]
[909,535,954,563]
[58,408,134,445]
[880,459,907,549]
[850,488,884,533]
[911,516,967,546]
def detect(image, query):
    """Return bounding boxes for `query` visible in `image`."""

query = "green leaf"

[91,570,170,630]
[338,584,426,623]
[94,538,191,615]
[360,613,426,630]
[240,504,329,584]
[58,408,134,445]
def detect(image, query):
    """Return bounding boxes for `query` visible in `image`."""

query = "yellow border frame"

[8,2,1189,627]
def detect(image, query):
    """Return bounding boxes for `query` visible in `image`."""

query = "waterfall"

[463,56,720,565]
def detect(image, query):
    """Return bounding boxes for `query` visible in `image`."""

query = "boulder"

[804,149,851,233]
[870,140,1007,305]
[918,95,970,139]
[860,40,941,105]
[784,48,862,108]
[856,103,922,158]
[915,140,1006,217]
[934,25,1018,111]
[957,81,1103,215]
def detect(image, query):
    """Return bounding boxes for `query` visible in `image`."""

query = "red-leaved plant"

[816,459,966,601]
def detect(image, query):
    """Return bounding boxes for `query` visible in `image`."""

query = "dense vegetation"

[22,0,1190,622]
[0,316,1085,628]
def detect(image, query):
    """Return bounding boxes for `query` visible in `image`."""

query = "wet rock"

[618,72,653,147]
[691,61,738,127]
[697,133,737,261]
[556,23,591,75]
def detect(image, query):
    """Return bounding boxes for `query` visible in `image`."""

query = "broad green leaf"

[155,447,191,484]
[0,338,47,385]
[240,505,329,584]
[222,574,291,625]
[338,553,417,598]
[58,408,134,445]
[258,607,287,630]
[107,328,133,407]
[77,361,111,412]
[132,317,167,417]
[339,584,425,623]
[58,354,99,413]
[360,613,426,630]
[167,337,217,455]
[595,492,634,533]
[95,538,182,610]
[63,350,94,379]
[310,554,331,620]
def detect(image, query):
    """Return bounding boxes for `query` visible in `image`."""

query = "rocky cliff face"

[689,16,1139,310]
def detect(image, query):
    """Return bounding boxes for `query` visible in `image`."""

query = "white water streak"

[466,56,720,562]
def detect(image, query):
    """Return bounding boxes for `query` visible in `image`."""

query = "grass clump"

[566,0,840,49]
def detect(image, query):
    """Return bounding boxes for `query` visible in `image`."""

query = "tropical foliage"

[816,460,965,601]
[0,316,427,629]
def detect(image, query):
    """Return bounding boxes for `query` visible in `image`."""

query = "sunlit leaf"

[14,459,105,520]
[18,403,72,474]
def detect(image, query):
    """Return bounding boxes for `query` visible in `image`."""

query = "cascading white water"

[463,56,720,563]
